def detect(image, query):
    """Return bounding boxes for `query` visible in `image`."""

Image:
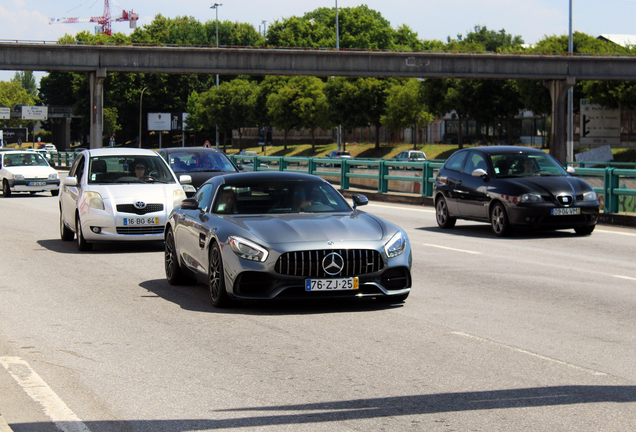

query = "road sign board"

[21,106,48,120]
[203,140,211,148]
[0,107,9,119]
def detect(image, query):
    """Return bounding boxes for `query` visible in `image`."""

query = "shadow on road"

[139,278,403,316]
[417,224,586,240]
[37,239,165,254]
[10,385,636,430]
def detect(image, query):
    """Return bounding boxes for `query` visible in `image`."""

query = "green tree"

[0,81,36,129]
[12,71,37,98]
[103,107,121,139]
[382,80,434,148]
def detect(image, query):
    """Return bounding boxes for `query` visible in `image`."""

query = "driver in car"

[133,160,148,179]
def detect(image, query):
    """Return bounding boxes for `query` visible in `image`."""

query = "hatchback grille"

[556,194,574,206]
[116,226,164,235]
[117,204,164,215]
[275,249,383,277]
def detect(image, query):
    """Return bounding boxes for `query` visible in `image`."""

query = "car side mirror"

[180,197,199,210]
[179,174,192,184]
[352,194,369,209]
[471,168,488,177]
[63,176,77,186]
[566,166,576,174]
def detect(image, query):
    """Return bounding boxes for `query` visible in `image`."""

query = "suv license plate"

[551,208,580,216]
[306,277,358,291]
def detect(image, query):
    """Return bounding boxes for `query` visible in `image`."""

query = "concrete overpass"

[3,42,636,161]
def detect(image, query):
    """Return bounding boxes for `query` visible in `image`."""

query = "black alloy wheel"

[435,196,456,229]
[60,210,74,241]
[165,228,195,285]
[208,242,230,308]
[490,202,511,237]
[75,216,92,251]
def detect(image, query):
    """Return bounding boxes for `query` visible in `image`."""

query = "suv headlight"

[84,191,104,210]
[583,190,597,201]
[384,232,406,258]
[521,193,544,203]
[228,236,268,262]
[12,174,24,180]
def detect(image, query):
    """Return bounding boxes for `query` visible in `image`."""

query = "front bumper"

[79,207,168,242]
[8,179,60,193]
[507,202,600,229]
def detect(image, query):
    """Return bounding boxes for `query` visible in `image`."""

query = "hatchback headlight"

[173,188,186,208]
[228,236,269,262]
[84,191,104,210]
[49,173,59,180]
[384,232,406,258]
[12,174,24,180]
[583,190,597,201]
[521,193,544,203]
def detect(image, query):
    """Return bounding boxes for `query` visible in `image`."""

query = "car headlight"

[12,174,24,180]
[49,173,59,180]
[182,185,196,194]
[84,191,104,210]
[521,193,544,203]
[173,188,186,208]
[583,190,597,201]
[228,236,269,262]
[384,231,406,258]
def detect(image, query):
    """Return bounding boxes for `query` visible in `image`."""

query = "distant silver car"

[165,172,412,307]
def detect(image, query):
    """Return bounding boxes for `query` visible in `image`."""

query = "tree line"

[3,5,636,149]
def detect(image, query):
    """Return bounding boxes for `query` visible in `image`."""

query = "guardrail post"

[423,161,434,197]
[341,159,350,190]
[379,160,388,193]
[308,157,316,175]
[277,156,284,171]
[605,167,619,214]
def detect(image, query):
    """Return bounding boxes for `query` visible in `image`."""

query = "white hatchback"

[1,150,60,197]
[59,148,191,251]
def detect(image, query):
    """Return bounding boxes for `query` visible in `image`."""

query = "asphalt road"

[0,193,634,431]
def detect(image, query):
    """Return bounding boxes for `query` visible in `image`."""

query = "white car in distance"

[1,150,60,197]
[59,148,191,251]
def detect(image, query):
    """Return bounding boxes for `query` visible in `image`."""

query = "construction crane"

[49,0,139,36]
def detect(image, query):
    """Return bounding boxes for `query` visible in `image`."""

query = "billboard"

[148,112,184,131]
[0,128,28,144]
[580,99,620,146]
[0,107,9,119]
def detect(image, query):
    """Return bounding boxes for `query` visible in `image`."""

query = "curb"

[0,415,13,432]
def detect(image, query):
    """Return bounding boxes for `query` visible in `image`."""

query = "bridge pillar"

[544,77,575,164]
[89,69,107,149]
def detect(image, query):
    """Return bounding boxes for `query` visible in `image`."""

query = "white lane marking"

[613,275,636,281]
[367,203,435,213]
[423,244,482,255]
[0,356,91,432]
[596,229,636,237]
[451,332,606,376]
[0,414,13,432]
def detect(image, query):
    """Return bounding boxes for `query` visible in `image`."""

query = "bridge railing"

[53,152,636,214]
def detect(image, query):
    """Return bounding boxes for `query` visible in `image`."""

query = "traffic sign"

[109,135,116,147]
[203,140,211,148]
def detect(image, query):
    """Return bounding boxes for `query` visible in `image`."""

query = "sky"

[2,0,636,83]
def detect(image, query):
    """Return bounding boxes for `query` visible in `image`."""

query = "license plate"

[305,277,358,291]
[123,217,159,226]
[28,181,46,186]
[551,207,581,216]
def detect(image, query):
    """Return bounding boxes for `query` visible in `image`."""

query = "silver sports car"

[164,171,412,307]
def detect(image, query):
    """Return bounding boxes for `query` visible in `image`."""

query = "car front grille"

[116,226,164,235]
[556,194,574,206]
[275,249,383,278]
[116,204,164,215]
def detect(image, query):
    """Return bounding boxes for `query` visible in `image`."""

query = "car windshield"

[168,152,236,172]
[410,152,425,159]
[490,152,568,178]
[212,180,352,214]
[3,152,49,167]
[88,155,176,184]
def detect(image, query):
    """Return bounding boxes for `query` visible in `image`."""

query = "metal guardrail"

[53,152,636,214]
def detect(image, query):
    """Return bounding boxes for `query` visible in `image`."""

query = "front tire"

[76,216,92,251]
[490,202,511,237]
[209,242,230,308]
[165,228,195,285]
[60,210,74,241]
[574,225,595,235]
[2,180,11,197]
[435,196,456,229]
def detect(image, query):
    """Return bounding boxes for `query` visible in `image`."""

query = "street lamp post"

[567,0,574,163]
[138,86,148,148]
[211,2,222,150]
[336,0,341,151]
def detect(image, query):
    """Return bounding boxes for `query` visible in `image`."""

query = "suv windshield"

[88,155,176,184]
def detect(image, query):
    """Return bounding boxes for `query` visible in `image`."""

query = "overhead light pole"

[567,0,574,163]
[261,20,268,37]
[138,86,148,148]
[336,0,341,151]
[211,2,222,150]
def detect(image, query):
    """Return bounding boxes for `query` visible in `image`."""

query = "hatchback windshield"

[212,180,351,214]
[168,151,236,172]
[490,152,568,178]
[3,152,49,167]
[88,155,176,183]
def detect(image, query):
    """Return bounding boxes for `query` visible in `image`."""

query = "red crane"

[50,0,139,36]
